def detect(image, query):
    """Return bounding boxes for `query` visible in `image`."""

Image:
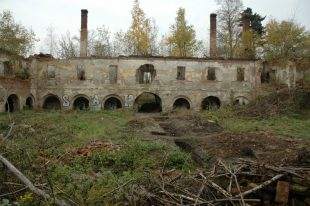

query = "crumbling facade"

[0,10,304,113]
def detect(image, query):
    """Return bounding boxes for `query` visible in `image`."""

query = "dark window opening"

[77,70,86,80]
[47,66,56,78]
[177,66,186,80]
[134,92,162,113]
[25,97,33,109]
[73,97,89,110]
[202,96,221,110]
[136,64,156,84]
[1,61,13,75]
[261,71,270,83]
[43,95,61,110]
[5,94,19,112]
[207,68,216,81]
[173,98,190,110]
[109,65,118,84]
[237,67,245,82]
[104,97,122,110]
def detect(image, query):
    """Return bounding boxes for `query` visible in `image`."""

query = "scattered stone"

[275,181,290,204]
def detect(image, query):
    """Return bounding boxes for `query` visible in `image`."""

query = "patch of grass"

[0,110,195,205]
[202,107,310,139]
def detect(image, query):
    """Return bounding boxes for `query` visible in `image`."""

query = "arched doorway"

[5,94,19,112]
[134,92,162,113]
[136,64,156,84]
[104,96,122,110]
[43,95,61,110]
[25,96,34,109]
[201,96,221,110]
[173,98,190,110]
[73,96,89,110]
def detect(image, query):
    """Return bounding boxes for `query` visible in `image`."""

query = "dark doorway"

[134,92,162,113]
[73,97,89,110]
[202,96,221,110]
[5,94,19,112]
[25,97,34,109]
[104,97,122,110]
[43,95,61,110]
[173,98,190,110]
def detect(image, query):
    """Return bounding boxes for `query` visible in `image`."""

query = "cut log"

[275,181,290,204]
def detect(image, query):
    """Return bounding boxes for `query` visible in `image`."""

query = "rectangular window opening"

[109,65,118,84]
[207,67,216,81]
[237,67,245,82]
[177,66,185,80]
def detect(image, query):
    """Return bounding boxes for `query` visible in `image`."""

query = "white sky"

[1,0,309,53]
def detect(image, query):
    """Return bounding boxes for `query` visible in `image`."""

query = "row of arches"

[3,93,249,113]
[42,94,123,111]
[4,94,34,112]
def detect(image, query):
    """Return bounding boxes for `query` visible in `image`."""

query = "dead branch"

[0,154,69,206]
[235,174,285,198]
[3,122,15,140]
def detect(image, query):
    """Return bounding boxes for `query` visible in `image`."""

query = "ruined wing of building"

[0,10,306,113]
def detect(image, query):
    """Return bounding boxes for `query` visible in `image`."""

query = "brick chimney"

[80,9,88,57]
[210,13,217,59]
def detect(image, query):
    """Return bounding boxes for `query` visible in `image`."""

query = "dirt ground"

[128,112,310,167]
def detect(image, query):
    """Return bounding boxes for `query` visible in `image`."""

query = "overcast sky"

[1,0,309,53]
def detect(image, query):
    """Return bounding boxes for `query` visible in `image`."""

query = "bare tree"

[40,25,58,57]
[216,0,243,59]
[57,32,79,59]
[88,26,113,57]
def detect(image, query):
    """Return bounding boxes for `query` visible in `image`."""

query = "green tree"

[242,7,265,35]
[0,10,36,56]
[127,0,157,56]
[263,19,309,65]
[166,8,198,57]
[237,8,265,59]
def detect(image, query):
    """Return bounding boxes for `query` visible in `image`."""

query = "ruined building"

[0,10,305,113]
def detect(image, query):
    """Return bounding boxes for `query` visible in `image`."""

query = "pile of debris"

[141,159,310,205]
[237,88,309,118]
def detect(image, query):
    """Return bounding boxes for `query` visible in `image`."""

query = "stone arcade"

[0,10,302,113]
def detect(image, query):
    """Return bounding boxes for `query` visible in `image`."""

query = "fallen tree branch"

[235,174,285,198]
[3,122,14,140]
[0,154,69,206]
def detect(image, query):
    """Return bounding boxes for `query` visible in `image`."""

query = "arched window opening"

[173,98,190,110]
[104,97,122,110]
[233,97,249,106]
[25,97,34,109]
[5,94,19,112]
[43,95,61,110]
[136,64,156,84]
[202,96,221,110]
[73,97,89,110]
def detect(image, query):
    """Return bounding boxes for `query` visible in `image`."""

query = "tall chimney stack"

[80,9,88,57]
[210,13,217,59]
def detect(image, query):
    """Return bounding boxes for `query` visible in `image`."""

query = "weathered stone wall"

[28,57,261,112]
